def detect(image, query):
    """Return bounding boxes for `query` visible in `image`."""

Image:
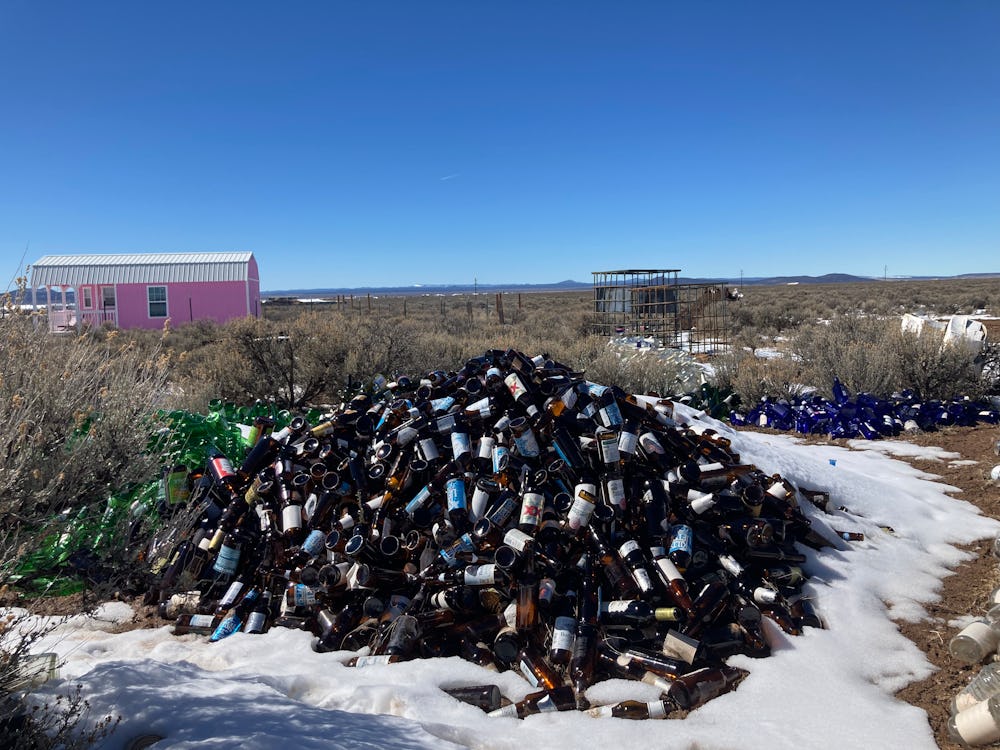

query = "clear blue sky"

[2,1,997,290]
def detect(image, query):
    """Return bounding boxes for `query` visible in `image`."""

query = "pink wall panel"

[113,281,253,329]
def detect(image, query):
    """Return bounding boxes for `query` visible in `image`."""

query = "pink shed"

[30,252,261,332]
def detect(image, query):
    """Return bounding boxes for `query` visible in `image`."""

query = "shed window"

[81,287,93,309]
[148,286,168,318]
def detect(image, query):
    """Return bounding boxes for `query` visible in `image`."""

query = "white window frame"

[81,287,93,309]
[147,285,168,318]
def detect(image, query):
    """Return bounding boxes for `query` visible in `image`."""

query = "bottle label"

[605,600,633,614]
[689,492,716,515]
[518,659,540,687]
[604,477,626,509]
[451,431,472,457]
[598,434,620,463]
[435,413,456,433]
[536,694,560,713]
[551,617,576,652]
[405,485,432,515]
[655,556,683,583]
[446,478,467,512]
[209,456,235,479]
[718,554,744,578]
[492,445,509,473]
[567,493,596,530]
[419,438,440,461]
[292,584,317,607]
[431,396,456,415]
[668,526,693,557]
[213,544,241,575]
[618,431,638,455]
[352,655,394,668]
[282,504,303,531]
[639,432,665,455]
[245,611,267,634]
[478,436,496,460]
[647,701,668,719]
[209,614,242,642]
[519,493,544,527]
[633,568,654,593]
[619,539,641,558]
[464,564,496,586]
[219,580,245,608]
[503,528,533,552]
[513,429,541,458]
[504,373,529,401]
[302,529,326,557]
[599,402,623,428]
[560,386,578,410]
[189,614,215,628]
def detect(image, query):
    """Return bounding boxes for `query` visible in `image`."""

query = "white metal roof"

[30,252,255,286]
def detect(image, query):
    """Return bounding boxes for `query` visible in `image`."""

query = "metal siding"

[31,252,254,286]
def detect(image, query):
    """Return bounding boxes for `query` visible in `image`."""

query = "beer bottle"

[587,699,672,720]
[486,685,577,718]
[516,644,563,691]
[244,590,273,635]
[665,665,748,710]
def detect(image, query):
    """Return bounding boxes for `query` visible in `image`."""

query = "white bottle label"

[352,655,394,668]
[519,493,544,527]
[604,477,626,509]
[478,436,496,460]
[245,612,266,633]
[619,539,641,558]
[647,701,668,719]
[282,504,303,531]
[551,617,576,652]
[513,430,541,458]
[505,373,529,401]
[451,431,472,457]
[618,431,638,455]
[518,659,540,687]
[606,600,632,614]
[189,614,215,628]
[464,564,496,586]
[503,528,533,552]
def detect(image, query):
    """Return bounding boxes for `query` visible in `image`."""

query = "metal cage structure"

[592,269,733,354]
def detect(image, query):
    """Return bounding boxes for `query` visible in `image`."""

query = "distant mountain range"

[262,272,1000,298]
[9,272,999,304]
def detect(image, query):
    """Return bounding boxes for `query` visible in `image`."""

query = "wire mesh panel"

[592,269,732,353]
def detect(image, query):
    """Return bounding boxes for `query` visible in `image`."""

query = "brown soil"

[888,424,1000,749]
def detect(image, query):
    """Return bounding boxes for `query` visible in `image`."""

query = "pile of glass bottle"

[730,378,1000,438]
[149,348,830,720]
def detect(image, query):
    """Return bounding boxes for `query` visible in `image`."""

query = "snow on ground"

[17,407,1000,750]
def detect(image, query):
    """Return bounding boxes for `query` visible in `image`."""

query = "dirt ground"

[9,424,1000,748]
[886,424,1000,749]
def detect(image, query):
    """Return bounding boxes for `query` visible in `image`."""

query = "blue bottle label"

[302,529,326,557]
[213,543,241,575]
[446,478,467,512]
[668,525,693,557]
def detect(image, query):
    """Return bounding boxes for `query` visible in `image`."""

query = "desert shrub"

[792,314,990,400]
[0,314,164,748]
[714,348,806,405]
